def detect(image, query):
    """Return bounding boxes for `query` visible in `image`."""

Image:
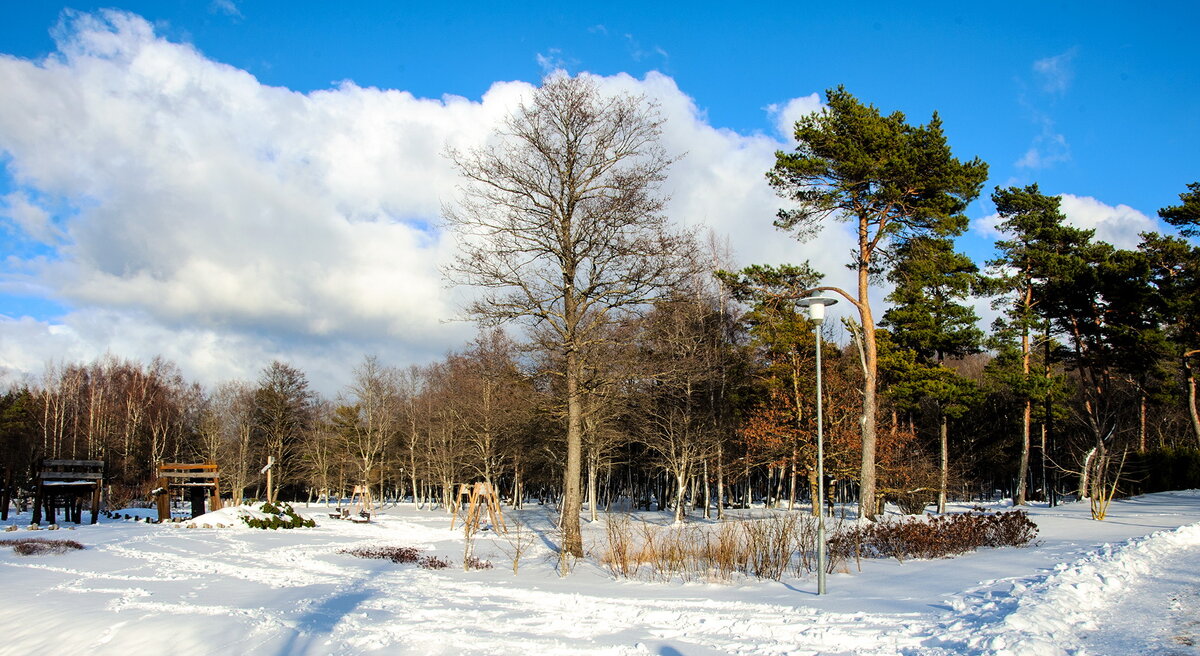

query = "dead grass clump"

[598,513,836,583]
[1,538,86,555]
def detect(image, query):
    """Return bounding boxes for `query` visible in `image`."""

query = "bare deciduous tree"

[444,74,692,558]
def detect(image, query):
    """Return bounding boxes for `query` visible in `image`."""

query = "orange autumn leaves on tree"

[740,388,806,469]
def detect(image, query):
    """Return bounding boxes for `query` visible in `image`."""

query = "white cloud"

[209,0,242,18]
[0,10,852,394]
[1033,48,1078,95]
[1,191,64,244]
[766,93,822,141]
[971,194,1156,251]
[1015,118,1069,170]
[1058,194,1156,249]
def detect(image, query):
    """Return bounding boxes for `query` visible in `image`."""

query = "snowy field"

[2,492,1200,656]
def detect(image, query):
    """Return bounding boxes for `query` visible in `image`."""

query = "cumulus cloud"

[766,93,822,142]
[0,10,850,394]
[972,193,1156,250]
[1057,194,1156,249]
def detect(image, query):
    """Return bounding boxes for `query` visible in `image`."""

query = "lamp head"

[797,293,838,325]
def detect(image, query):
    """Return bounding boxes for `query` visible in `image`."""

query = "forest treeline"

[1,79,1198,523]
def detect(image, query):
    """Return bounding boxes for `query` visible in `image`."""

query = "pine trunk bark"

[1185,354,1200,447]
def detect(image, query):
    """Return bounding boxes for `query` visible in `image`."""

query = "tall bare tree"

[444,74,692,557]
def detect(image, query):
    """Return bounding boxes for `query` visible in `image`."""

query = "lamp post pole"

[799,292,837,595]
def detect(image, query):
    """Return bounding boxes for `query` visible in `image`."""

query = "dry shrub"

[419,555,451,570]
[828,510,1038,563]
[464,556,493,571]
[598,513,839,584]
[341,545,422,563]
[1,538,86,555]
[339,545,458,570]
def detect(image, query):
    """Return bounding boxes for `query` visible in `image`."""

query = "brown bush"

[828,510,1038,563]
[340,545,422,563]
[1,538,86,555]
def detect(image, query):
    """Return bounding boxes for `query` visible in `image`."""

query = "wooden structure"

[330,485,373,522]
[450,481,506,533]
[155,463,221,522]
[32,459,103,525]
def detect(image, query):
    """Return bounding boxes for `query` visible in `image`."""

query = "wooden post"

[263,456,275,504]
[156,476,170,521]
[90,481,101,524]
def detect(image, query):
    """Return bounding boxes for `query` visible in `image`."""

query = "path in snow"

[1076,541,1200,655]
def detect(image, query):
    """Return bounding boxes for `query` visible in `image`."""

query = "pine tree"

[768,87,988,518]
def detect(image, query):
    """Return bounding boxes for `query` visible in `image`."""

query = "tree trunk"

[587,451,598,522]
[857,247,880,520]
[788,449,798,511]
[703,459,711,519]
[938,414,948,514]
[674,467,688,523]
[1185,355,1200,447]
[1138,389,1147,453]
[560,348,584,558]
[1015,399,1030,506]
[715,442,726,519]
[1015,303,1032,506]
[809,469,819,516]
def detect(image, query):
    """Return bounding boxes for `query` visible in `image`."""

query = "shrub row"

[829,510,1038,563]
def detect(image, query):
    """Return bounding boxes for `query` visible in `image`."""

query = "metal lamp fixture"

[797,292,837,595]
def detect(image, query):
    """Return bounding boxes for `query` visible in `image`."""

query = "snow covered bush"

[239,502,316,530]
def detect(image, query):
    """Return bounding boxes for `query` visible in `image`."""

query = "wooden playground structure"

[32,459,104,525]
[326,482,372,522]
[328,484,374,522]
[155,463,222,521]
[450,481,506,533]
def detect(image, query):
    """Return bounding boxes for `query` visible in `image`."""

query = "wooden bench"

[155,463,222,521]
[32,459,103,525]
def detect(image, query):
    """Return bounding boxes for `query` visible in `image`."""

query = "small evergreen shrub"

[240,502,316,530]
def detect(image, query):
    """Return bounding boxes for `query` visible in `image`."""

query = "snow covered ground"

[2,491,1199,655]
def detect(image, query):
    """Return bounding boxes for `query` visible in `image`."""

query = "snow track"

[915,523,1200,656]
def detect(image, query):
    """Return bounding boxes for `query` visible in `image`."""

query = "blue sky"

[0,1,1196,391]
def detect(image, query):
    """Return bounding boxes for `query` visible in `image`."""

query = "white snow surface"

[1,492,1199,655]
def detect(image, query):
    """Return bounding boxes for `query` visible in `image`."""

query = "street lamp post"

[798,292,837,595]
